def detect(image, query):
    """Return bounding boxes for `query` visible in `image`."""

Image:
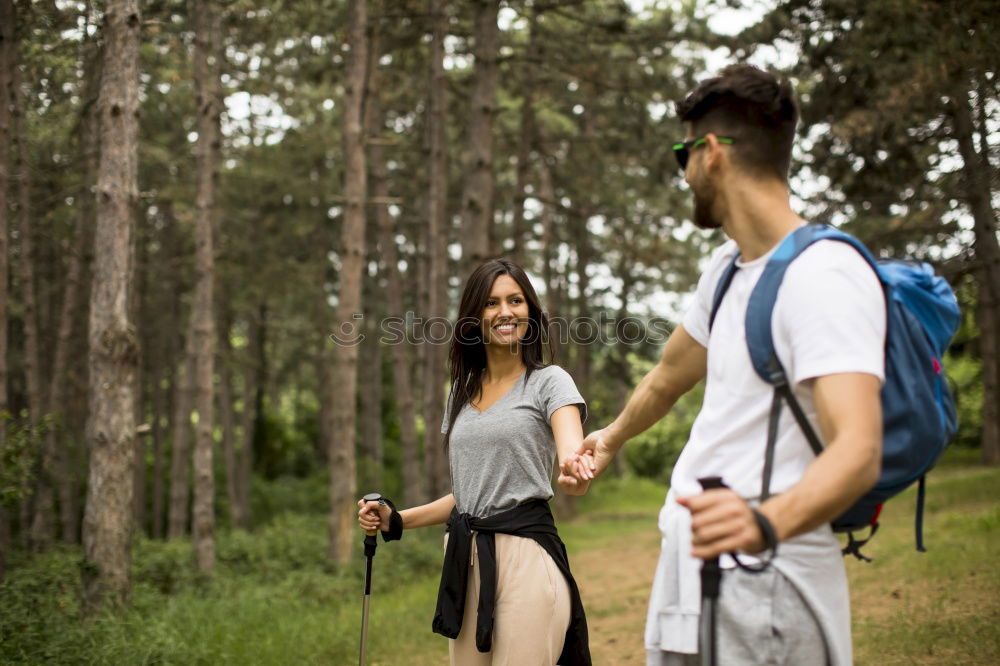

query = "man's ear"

[702,133,727,173]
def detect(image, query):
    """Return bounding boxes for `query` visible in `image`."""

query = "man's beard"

[692,183,722,230]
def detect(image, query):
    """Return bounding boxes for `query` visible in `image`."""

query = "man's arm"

[681,372,882,558]
[569,324,708,478]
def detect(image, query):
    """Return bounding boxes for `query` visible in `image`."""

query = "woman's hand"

[357,498,392,533]
[557,451,595,495]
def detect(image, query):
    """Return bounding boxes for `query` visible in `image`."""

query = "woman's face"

[480,274,531,348]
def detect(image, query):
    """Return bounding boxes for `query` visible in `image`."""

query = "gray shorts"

[647,566,830,666]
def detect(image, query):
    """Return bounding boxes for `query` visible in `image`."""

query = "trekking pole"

[358,492,383,666]
[697,477,726,666]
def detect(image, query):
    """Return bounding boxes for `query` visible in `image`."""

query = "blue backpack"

[709,223,961,560]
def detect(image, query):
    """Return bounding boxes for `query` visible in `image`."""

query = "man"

[563,65,885,665]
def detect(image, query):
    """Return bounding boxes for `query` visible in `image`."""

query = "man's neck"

[719,175,804,262]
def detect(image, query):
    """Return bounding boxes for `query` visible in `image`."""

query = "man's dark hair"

[676,64,798,182]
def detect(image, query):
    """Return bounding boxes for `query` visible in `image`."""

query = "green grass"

[847,464,1000,665]
[0,462,996,664]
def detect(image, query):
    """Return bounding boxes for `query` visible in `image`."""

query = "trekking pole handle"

[362,492,384,538]
[696,477,727,600]
[698,476,726,491]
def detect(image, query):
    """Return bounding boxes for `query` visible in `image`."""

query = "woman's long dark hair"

[443,258,554,447]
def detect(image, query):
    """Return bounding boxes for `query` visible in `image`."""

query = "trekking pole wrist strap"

[377,497,404,542]
[752,508,778,554]
[732,508,778,573]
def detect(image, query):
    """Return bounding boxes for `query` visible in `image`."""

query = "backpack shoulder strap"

[745,223,877,384]
[708,251,741,333]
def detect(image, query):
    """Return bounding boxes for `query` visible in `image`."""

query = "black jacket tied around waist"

[431,499,591,665]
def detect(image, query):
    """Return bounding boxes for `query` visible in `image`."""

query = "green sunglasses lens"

[672,137,734,171]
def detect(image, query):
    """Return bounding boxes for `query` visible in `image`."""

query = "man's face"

[684,131,723,230]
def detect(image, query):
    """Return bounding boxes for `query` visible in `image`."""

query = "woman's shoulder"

[526,364,576,388]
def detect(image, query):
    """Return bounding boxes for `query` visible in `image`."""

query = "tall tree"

[423,0,451,500]
[326,0,369,564]
[460,0,500,271]
[216,304,244,528]
[167,333,194,538]
[741,0,999,462]
[9,0,47,549]
[370,105,424,505]
[81,0,141,610]
[0,0,12,578]
[190,0,222,572]
[509,5,541,264]
[48,42,102,543]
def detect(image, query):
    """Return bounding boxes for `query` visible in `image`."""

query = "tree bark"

[82,0,141,611]
[237,303,265,527]
[539,156,561,357]
[371,111,424,506]
[510,9,540,264]
[0,0,12,579]
[950,85,1000,465]
[131,233,146,535]
[190,0,221,572]
[359,298,383,492]
[460,0,499,272]
[150,358,168,539]
[423,0,451,500]
[217,306,243,528]
[10,3,49,548]
[167,330,195,539]
[49,48,101,544]
[327,0,368,564]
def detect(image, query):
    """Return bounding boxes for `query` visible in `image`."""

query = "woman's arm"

[358,493,456,532]
[551,405,591,496]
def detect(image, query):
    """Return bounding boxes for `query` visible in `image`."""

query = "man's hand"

[677,488,766,560]
[560,427,620,482]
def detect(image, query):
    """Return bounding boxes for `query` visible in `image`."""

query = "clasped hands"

[559,429,769,559]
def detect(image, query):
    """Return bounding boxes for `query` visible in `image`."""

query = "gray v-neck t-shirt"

[442,365,587,518]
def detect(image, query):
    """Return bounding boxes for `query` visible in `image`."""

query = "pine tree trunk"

[510,9,539,264]
[539,156,561,358]
[359,308,383,492]
[975,271,999,464]
[167,333,195,539]
[131,198,149,536]
[151,361,168,539]
[133,360,147,534]
[460,0,499,272]
[327,0,368,564]
[217,308,243,528]
[371,108,424,506]
[950,85,1000,465]
[423,0,451,500]
[82,0,141,611]
[191,0,221,572]
[10,4,50,548]
[0,0,12,580]
[238,304,265,527]
[51,50,101,543]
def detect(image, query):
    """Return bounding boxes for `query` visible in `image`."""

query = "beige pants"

[446,532,572,666]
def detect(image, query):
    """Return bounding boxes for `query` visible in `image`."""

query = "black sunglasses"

[672,136,735,171]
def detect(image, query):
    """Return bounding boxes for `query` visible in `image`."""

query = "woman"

[357,258,593,666]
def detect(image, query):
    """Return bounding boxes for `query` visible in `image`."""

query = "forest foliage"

[0,0,995,635]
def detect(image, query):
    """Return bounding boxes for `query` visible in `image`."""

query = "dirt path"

[571,528,662,664]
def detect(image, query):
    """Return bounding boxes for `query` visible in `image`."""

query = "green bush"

[625,382,703,481]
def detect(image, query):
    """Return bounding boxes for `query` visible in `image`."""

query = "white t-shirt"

[644,229,886,665]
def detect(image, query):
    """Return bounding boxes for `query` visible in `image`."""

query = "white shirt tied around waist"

[645,229,887,666]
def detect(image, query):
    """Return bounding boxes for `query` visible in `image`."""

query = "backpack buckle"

[841,523,880,562]
[766,356,788,387]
